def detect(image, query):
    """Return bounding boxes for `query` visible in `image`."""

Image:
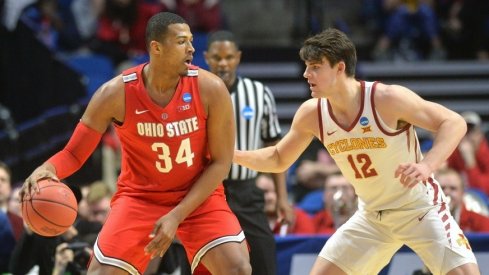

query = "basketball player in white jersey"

[233,28,480,275]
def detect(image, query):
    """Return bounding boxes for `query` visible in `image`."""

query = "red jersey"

[458,205,489,232]
[448,138,489,195]
[96,3,163,54]
[312,210,335,235]
[114,64,217,202]
[271,207,315,235]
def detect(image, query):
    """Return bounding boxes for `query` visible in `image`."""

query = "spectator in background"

[0,161,24,273]
[0,212,16,274]
[372,0,446,61]
[436,0,489,60]
[437,168,489,232]
[1,0,37,31]
[89,0,164,67]
[159,0,224,32]
[256,173,315,235]
[312,173,357,234]
[7,183,22,217]
[70,0,105,47]
[101,125,120,192]
[75,181,112,246]
[292,139,340,203]
[447,111,489,196]
[76,184,91,220]
[20,0,87,52]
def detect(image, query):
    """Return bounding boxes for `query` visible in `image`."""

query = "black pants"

[224,179,277,275]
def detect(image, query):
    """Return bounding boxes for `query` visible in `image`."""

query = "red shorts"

[93,189,244,274]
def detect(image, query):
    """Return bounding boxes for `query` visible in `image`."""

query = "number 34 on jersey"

[136,117,200,173]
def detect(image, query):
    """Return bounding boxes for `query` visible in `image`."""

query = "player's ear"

[150,40,162,55]
[337,61,346,75]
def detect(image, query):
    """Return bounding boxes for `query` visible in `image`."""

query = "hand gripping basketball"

[21,178,78,236]
[21,166,59,201]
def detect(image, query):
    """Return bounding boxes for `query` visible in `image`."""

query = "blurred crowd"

[364,0,489,61]
[1,0,224,69]
[1,0,488,67]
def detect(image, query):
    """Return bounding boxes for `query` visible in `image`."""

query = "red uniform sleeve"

[48,122,102,179]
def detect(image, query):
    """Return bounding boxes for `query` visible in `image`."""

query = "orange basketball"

[21,179,78,236]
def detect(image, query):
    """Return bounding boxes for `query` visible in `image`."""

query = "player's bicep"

[405,100,455,133]
[382,86,455,133]
[80,77,125,133]
[275,101,316,168]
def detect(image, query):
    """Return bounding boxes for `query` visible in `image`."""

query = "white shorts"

[319,203,477,275]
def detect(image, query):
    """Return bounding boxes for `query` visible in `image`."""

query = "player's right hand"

[20,168,58,201]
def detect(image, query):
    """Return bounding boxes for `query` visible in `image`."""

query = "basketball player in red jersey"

[20,12,251,275]
[234,28,480,274]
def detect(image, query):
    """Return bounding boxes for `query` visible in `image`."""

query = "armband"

[48,122,102,179]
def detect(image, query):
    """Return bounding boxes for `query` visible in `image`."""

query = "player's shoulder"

[295,98,319,121]
[197,68,227,91]
[373,82,412,103]
[301,98,320,110]
[291,98,320,136]
[197,68,228,108]
[91,74,125,102]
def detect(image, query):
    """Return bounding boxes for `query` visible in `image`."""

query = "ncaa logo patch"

[242,106,254,120]
[360,116,369,126]
[182,92,192,103]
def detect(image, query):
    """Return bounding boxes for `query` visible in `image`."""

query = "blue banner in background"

[276,234,489,275]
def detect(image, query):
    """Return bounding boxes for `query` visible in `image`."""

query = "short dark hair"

[207,30,239,49]
[299,28,357,77]
[145,12,187,49]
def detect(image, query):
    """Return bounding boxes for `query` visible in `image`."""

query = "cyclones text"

[327,137,386,155]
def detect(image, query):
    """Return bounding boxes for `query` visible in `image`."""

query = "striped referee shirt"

[228,76,282,180]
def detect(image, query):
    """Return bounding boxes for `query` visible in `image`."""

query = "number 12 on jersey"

[347,153,378,179]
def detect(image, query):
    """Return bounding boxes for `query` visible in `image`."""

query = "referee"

[204,31,294,275]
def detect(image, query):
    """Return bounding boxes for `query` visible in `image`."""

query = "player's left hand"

[144,212,180,259]
[395,162,432,188]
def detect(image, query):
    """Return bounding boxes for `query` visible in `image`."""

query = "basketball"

[21,179,78,236]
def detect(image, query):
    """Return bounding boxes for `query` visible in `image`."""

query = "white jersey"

[318,81,444,211]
